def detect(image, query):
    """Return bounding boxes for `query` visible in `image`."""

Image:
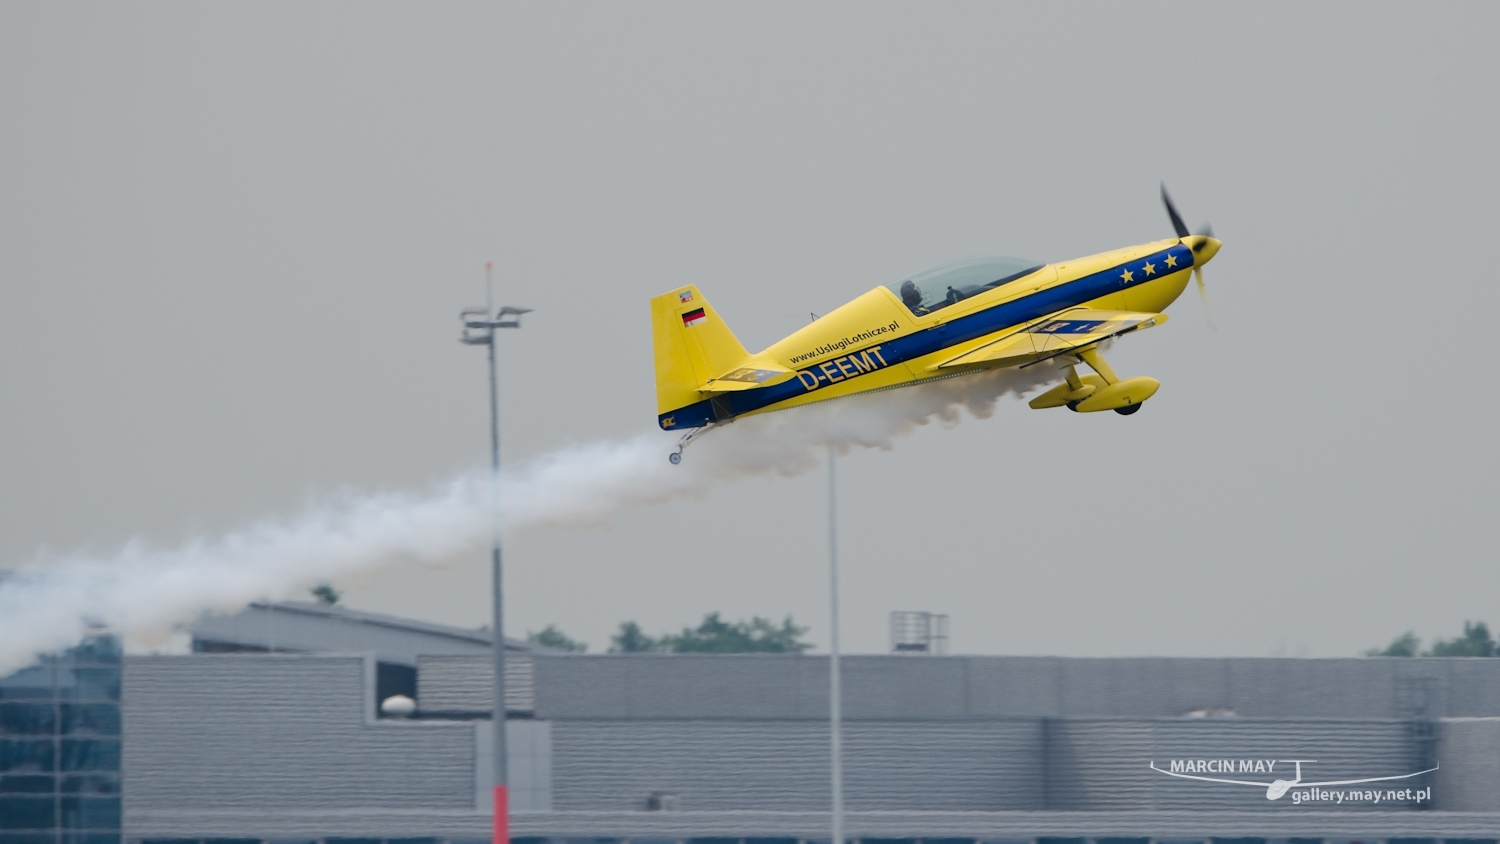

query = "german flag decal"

[681,308,706,328]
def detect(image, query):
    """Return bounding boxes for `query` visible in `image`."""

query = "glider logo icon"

[1150,758,1438,803]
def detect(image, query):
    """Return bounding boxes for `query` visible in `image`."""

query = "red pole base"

[492,784,509,844]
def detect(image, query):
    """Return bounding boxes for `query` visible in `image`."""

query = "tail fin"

[651,285,750,416]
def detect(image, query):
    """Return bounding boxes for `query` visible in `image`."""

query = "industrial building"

[6,603,1500,844]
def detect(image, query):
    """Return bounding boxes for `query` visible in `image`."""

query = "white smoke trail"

[0,366,1056,675]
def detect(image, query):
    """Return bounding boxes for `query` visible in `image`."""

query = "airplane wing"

[935,308,1167,370]
[699,365,798,393]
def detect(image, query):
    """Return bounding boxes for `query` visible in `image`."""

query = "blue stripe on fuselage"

[658,244,1192,429]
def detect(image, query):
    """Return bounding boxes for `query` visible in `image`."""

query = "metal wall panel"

[1445,661,1500,716]
[123,654,476,814]
[534,655,829,720]
[548,719,1042,811]
[1043,717,1423,812]
[117,650,1500,842]
[1042,718,1154,810]
[1435,717,1500,811]
[474,719,553,811]
[517,654,1500,721]
[418,652,534,713]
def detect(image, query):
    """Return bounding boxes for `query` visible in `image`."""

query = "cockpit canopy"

[887,255,1044,316]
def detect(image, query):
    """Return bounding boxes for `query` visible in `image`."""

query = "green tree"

[1426,621,1495,657]
[527,624,587,653]
[1365,631,1420,657]
[662,612,812,654]
[609,621,661,653]
[310,583,341,605]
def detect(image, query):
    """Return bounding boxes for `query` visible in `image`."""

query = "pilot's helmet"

[899,280,921,307]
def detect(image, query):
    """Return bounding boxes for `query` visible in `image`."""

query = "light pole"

[460,262,530,844]
[827,446,843,844]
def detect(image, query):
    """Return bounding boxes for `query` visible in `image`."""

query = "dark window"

[385,839,439,844]
[60,796,119,830]
[64,639,121,666]
[61,705,119,737]
[60,740,120,773]
[0,705,55,736]
[0,796,56,830]
[141,839,202,844]
[0,832,59,844]
[324,839,380,844]
[1389,840,1437,844]
[57,669,119,703]
[0,668,53,701]
[0,741,54,773]
[376,663,418,713]
[922,839,975,844]
[745,840,797,844]
[0,776,52,794]
[60,776,118,795]
[1036,839,1086,844]
[1210,839,1264,844]
[1097,839,1149,844]
[60,833,121,844]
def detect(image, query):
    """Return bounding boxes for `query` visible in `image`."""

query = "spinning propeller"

[1161,184,1221,329]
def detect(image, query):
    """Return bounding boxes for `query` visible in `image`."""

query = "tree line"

[526,612,812,654]
[1366,621,1497,657]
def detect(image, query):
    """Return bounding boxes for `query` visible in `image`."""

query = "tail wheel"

[668,452,682,465]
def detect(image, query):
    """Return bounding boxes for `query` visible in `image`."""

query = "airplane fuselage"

[658,235,1216,431]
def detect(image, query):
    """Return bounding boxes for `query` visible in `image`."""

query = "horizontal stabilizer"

[700,365,797,393]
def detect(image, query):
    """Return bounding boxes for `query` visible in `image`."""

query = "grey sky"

[3,3,1497,658]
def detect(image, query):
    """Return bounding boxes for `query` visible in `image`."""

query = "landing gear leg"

[668,424,715,465]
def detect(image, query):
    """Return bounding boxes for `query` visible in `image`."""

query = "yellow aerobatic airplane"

[653,187,1221,463]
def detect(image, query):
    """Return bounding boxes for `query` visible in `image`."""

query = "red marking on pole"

[486,261,494,269]
[492,784,509,844]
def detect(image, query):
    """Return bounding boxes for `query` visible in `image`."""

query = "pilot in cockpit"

[899,280,929,315]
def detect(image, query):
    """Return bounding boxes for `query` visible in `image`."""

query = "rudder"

[651,285,750,420]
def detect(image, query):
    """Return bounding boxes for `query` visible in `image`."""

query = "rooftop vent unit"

[890,610,949,655]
